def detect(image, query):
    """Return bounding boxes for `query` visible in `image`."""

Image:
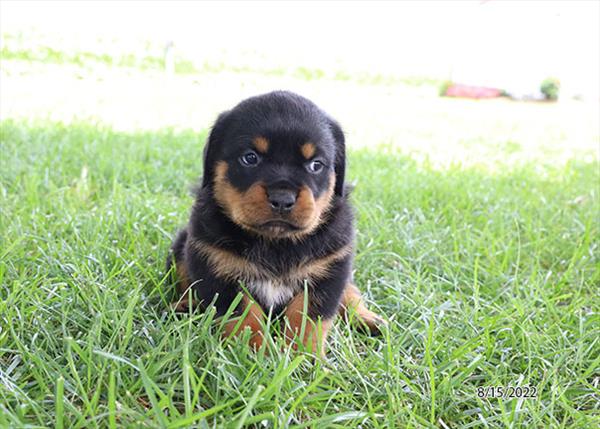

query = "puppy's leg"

[171,261,196,312]
[223,294,266,350]
[284,257,349,356]
[339,283,387,335]
[284,292,333,356]
[186,240,267,350]
[168,228,197,312]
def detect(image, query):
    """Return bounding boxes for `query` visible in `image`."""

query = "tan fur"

[171,261,196,312]
[290,244,352,282]
[339,283,386,334]
[213,161,273,230]
[223,295,265,350]
[190,239,262,281]
[284,292,332,356]
[288,173,335,237]
[301,142,316,159]
[175,261,190,294]
[213,162,335,240]
[191,238,350,286]
[253,136,269,153]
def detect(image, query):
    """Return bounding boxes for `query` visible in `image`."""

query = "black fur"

[170,91,354,321]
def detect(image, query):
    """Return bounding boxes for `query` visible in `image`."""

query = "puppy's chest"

[245,277,303,310]
[205,238,350,310]
[241,251,308,309]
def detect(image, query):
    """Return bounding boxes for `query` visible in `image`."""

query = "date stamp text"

[477,386,538,399]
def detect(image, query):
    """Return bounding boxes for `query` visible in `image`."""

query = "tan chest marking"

[190,239,352,305]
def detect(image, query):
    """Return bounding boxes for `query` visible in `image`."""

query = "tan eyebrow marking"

[301,143,316,159]
[253,137,269,153]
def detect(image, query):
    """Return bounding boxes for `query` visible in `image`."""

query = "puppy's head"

[201,91,346,239]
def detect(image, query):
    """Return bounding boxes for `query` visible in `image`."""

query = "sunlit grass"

[0,33,441,88]
[1,120,598,427]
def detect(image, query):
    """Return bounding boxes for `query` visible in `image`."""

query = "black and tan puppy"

[169,91,384,354]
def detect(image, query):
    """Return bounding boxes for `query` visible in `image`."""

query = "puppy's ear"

[201,111,230,189]
[328,117,346,196]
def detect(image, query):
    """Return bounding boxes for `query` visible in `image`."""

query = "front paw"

[350,308,388,336]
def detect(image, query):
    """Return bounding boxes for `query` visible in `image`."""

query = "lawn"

[0,118,598,428]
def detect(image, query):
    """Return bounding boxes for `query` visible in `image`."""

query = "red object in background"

[445,84,502,99]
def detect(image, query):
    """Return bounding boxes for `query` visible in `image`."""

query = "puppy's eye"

[240,151,260,167]
[306,159,325,174]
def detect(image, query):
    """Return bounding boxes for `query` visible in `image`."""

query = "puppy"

[169,91,385,354]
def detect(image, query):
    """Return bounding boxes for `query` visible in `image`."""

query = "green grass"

[0,42,438,87]
[1,119,598,428]
[0,33,440,88]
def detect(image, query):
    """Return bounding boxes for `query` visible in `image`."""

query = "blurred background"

[1,0,599,168]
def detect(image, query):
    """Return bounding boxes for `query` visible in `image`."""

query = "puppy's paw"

[348,308,388,336]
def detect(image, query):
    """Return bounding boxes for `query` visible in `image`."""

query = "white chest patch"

[246,279,300,309]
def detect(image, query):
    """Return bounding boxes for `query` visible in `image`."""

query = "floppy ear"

[328,117,346,196]
[201,111,230,189]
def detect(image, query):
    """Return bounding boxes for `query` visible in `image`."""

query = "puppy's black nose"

[267,189,297,213]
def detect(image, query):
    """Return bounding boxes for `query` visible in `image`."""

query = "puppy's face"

[203,92,345,239]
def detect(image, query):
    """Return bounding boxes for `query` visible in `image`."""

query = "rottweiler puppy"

[168,91,385,354]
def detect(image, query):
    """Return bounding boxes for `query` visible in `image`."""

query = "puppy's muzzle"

[267,188,297,214]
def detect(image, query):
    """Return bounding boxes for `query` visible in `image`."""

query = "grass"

[0,32,441,88]
[0,119,598,428]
